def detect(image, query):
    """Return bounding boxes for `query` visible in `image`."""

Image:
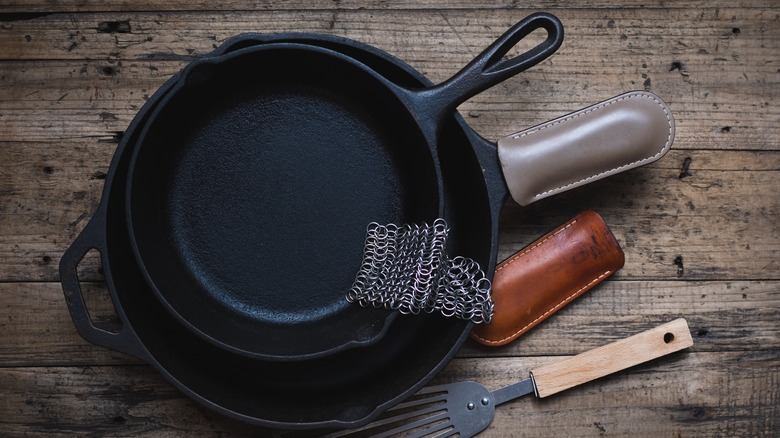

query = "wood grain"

[0,9,777,150]
[2,280,776,366]
[2,144,778,282]
[435,350,779,437]
[529,319,694,397]
[1,1,778,436]
[0,0,772,13]
[0,349,776,437]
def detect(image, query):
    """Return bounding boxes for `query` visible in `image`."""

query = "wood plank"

[0,8,777,150]
[1,280,776,367]
[0,140,110,282]
[0,13,775,149]
[0,0,770,13]
[0,60,180,109]
[496,153,780,281]
[459,279,780,357]
[434,350,779,437]
[3,140,777,282]
[2,8,775,72]
[0,282,138,366]
[0,365,263,437]
[0,350,775,437]
[1,57,778,151]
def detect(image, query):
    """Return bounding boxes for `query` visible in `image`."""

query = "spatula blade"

[436,381,496,438]
[296,381,496,438]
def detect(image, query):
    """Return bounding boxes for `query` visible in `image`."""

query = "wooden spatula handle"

[530,318,693,398]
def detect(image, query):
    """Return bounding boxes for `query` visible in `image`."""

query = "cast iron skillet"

[60,29,516,430]
[124,14,564,360]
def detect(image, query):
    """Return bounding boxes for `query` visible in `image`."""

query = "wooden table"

[1,1,777,436]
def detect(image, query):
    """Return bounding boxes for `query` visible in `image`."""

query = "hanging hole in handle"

[480,13,562,77]
[663,332,675,344]
[75,249,122,334]
[490,26,552,71]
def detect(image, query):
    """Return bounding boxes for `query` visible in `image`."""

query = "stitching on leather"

[495,219,577,273]
[472,270,613,345]
[510,92,673,202]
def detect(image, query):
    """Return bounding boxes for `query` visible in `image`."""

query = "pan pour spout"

[347,219,494,324]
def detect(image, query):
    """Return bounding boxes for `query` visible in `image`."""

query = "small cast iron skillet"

[60,28,534,430]
[124,13,564,360]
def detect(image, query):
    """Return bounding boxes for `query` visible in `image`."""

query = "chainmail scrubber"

[347,219,494,324]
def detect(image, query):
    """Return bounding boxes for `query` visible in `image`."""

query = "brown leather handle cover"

[471,210,624,346]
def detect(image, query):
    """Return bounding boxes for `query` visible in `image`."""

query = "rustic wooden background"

[1,0,777,436]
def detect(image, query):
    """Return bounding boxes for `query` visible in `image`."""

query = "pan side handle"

[497,91,675,206]
[59,213,148,361]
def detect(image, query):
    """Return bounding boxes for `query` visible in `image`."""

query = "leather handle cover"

[471,210,624,346]
[497,91,675,206]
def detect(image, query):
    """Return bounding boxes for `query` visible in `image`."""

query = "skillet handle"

[60,213,148,361]
[419,12,564,118]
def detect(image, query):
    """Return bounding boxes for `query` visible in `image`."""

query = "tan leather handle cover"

[497,91,675,206]
[530,318,694,397]
[471,210,624,346]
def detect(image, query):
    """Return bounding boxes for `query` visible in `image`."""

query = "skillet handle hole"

[489,26,551,72]
[76,249,123,334]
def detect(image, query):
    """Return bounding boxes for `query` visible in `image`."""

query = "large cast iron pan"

[60,29,512,430]
[124,14,564,360]
[61,17,674,429]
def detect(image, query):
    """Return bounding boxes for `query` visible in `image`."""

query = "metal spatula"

[308,318,693,438]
